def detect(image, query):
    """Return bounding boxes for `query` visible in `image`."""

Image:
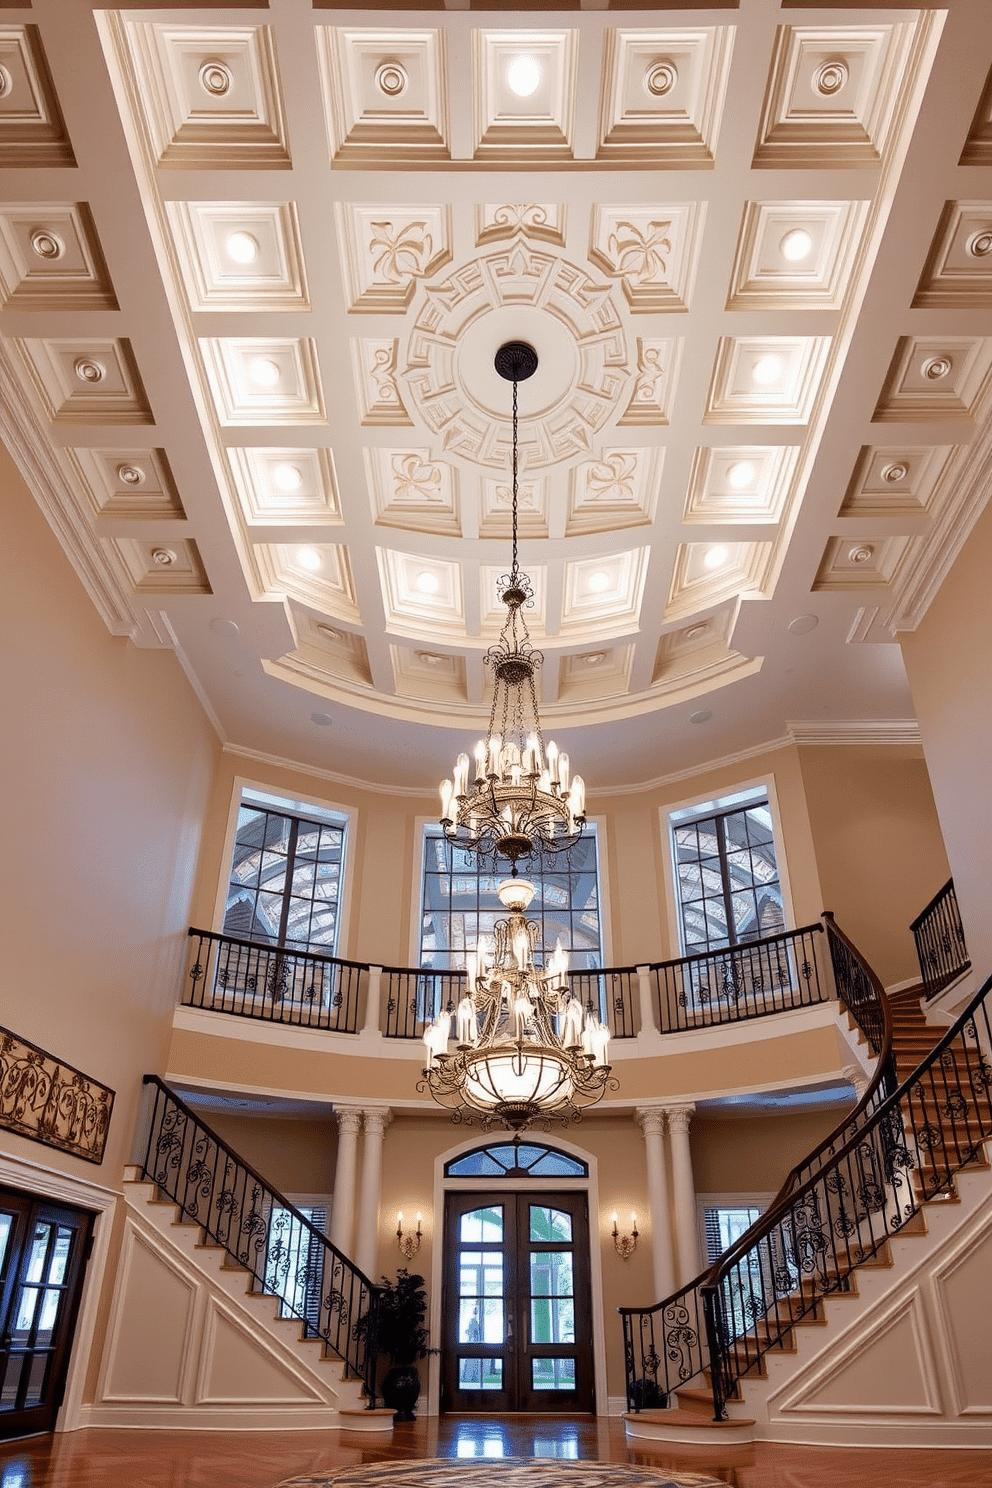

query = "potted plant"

[368,1268,436,1421]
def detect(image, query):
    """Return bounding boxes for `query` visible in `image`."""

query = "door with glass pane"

[442,1191,592,1412]
[0,1190,93,1439]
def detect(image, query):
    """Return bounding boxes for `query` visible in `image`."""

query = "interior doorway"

[0,1187,93,1440]
[441,1188,593,1413]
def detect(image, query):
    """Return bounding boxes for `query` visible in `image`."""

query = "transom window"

[420,826,602,971]
[446,1143,587,1179]
[223,789,347,955]
[669,789,784,954]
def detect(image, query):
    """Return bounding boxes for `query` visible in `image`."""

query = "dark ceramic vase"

[382,1363,421,1422]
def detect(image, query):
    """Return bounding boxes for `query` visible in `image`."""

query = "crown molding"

[787,719,921,745]
[221,741,435,799]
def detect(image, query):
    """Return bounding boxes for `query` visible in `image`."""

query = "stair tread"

[627,1408,756,1428]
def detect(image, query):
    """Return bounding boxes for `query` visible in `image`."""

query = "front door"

[442,1190,593,1412]
[0,1189,93,1439]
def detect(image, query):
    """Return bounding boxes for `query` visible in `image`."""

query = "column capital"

[362,1106,393,1137]
[635,1106,666,1138]
[664,1103,695,1134]
[334,1106,363,1137]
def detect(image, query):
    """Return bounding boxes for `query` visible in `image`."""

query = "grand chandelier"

[419,877,615,1130]
[438,341,586,876]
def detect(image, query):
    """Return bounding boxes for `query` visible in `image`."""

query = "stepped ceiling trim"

[1,2,988,791]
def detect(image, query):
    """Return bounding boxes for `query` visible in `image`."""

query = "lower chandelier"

[418,877,616,1131]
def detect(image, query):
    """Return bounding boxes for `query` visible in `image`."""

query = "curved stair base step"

[338,1407,395,1433]
[623,1409,755,1446]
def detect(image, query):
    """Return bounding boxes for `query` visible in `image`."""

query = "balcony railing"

[183,928,365,1033]
[182,922,835,1046]
[910,878,970,999]
[649,923,828,1033]
[140,1076,381,1404]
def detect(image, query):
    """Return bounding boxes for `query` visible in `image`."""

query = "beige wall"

[692,1105,846,1196]
[200,1111,339,1200]
[797,745,950,988]
[0,444,218,1182]
[901,497,992,983]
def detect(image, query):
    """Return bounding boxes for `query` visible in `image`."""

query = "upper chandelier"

[439,342,586,875]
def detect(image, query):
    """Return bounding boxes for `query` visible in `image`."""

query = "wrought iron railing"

[910,878,970,999]
[140,1076,381,1404]
[183,928,366,1033]
[649,923,828,1034]
[620,914,893,1415]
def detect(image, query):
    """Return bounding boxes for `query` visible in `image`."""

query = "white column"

[330,1106,362,1256]
[666,1104,700,1285]
[636,1106,676,1301]
[355,1105,392,1279]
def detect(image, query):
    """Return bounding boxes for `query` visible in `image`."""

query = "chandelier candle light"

[419,877,615,1130]
[439,342,586,876]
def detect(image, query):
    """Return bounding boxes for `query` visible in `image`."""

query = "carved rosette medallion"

[400,241,629,470]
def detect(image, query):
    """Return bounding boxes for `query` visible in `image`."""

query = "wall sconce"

[397,1211,422,1260]
[611,1212,638,1260]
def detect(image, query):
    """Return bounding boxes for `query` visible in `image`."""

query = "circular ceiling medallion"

[375,61,408,97]
[967,230,992,259]
[403,245,628,470]
[117,463,145,486]
[151,547,177,567]
[199,60,233,97]
[645,59,677,96]
[882,462,908,484]
[0,65,12,98]
[787,614,818,636]
[812,58,849,96]
[848,544,874,565]
[922,355,952,381]
[30,229,64,260]
[73,357,104,384]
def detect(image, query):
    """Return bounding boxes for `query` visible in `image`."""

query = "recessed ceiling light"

[788,614,818,636]
[752,355,782,386]
[703,545,729,570]
[225,230,259,264]
[310,711,333,726]
[587,570,611,593]
[210,617,240,639]
[780,229,813,262]
[507,54,541,97]
[273,462,303,492]
[296,546,322,571]
[248,357,281,387]
[416,571,440,594]
[582,652,607,666]
[727,461,755,489]
[689,709,712,725]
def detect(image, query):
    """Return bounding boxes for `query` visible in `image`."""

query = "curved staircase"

[622,935,992,1449]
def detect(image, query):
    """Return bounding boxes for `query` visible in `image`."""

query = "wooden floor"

[1,1417,990,1488]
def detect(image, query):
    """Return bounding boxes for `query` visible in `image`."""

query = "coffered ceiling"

[4,0,992,791]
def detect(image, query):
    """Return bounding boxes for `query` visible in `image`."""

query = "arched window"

[445,1142,587,1179]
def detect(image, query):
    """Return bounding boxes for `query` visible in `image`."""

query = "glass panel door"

[442,1190,592,1412]
[0,1190,93,1440]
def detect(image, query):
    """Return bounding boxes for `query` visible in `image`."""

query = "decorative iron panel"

[0,1025,114,1164]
